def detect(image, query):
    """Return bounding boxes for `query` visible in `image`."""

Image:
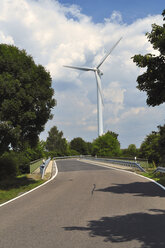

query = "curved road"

[0,159,165,248]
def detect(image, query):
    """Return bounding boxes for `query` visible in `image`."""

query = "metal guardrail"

[53,155,145,172]
[54,155,80,160]
[153,167,165,174]
[53,155,92,160]
[83,157,146,172]
[40,157,51,179]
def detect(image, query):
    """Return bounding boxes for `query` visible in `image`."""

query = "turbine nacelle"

[97,69,103,77]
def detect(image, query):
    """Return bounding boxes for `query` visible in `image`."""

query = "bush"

[0,152,18,180]
[68,149,80,156]
[15,152,30,174]
[0,151,30,180]
[92,131,121,157]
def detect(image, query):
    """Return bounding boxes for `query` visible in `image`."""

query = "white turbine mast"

[64,37,122,137]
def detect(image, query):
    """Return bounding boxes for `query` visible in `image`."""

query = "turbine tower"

[64,37,122,137]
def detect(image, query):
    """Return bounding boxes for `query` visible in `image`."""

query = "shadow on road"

[64,209,165,247]
[96,181,165,197]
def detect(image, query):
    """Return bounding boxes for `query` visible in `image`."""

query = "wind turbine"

[64,37,122,137]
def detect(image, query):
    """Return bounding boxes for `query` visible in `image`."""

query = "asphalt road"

[0,159,165,248]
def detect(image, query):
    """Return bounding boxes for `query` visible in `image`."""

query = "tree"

[92,131,121,157]
[87,142,93,155]
[132,9,165,106]
[0,44,55,153]
[122,144,139,157]
[46,126,67,156]
[24,140,46,161]
[70,137,88,155]
[157,124,165,165]
[139,132,160,164]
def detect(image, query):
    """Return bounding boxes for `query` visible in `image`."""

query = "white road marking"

[80,159,165,191]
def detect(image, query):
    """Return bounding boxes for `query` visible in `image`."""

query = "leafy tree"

[24,140,46,161]
[92,131,121,157]
[132,10,165,106]
[0,44,55,153]
[34,140,47,159]
[87,142,93,155]
[0,121,21,155]
[157,124,165,165]
[122,144,139,157]
[0,150,31,179]
[67,148,80,156]
[127,144,137,156]
[0,152,18,180]
[46,126,67,156]
[139,132,160,164]
[70,137,88,155]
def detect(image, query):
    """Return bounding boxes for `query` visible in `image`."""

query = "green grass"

[136,161,165,187]
[0,175,44,205]
[138,161,155,170]
[138,169,165,187]
[30,159,43,173]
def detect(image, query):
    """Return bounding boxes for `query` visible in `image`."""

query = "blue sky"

[59,0,165,23]
[0,0,164,148]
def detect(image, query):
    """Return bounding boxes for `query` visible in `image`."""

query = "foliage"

[0,152,18,180]
[92,131,121,157]
[157,124,165,165]
[0,121,21,155]
[0,44,56,153]
[0,150,31,179]
[139,132,160,164]
[68,149,80,156]
[122,144,139,157]
[138,123,165,166]
[132,10,165,106]
[138,171,165,187]
[24,140,46,161]
[87,142,93,155]
[0,139,47,178]
[70,137,88,155]
[46,126,68,156]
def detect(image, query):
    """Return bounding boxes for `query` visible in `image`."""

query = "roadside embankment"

[0,160,55,205]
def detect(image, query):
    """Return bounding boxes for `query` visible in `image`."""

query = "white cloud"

[104,11,123,24]
[103,82,126,104]
[0,0,164,147]
[0,31,14,44]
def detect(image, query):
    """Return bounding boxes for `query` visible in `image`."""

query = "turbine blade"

[64,65,95,71]
[97,37,122,69]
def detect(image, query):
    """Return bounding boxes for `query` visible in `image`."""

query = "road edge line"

[0,160,58,208]
[80,159,165,191]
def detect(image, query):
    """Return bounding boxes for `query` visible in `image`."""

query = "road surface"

[0,159,165,248]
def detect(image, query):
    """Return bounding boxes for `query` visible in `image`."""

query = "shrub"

[16,152,30,174]
[0,152,18,180]
[0,151,30,180]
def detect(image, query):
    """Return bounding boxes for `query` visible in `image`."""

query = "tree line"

[0,9,165,180]
[44,122,165,168]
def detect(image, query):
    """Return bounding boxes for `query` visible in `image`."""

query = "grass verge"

[137,169,165,187]
[0,174,44,205]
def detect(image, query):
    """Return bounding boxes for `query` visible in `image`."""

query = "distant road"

[0,159,165,248]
